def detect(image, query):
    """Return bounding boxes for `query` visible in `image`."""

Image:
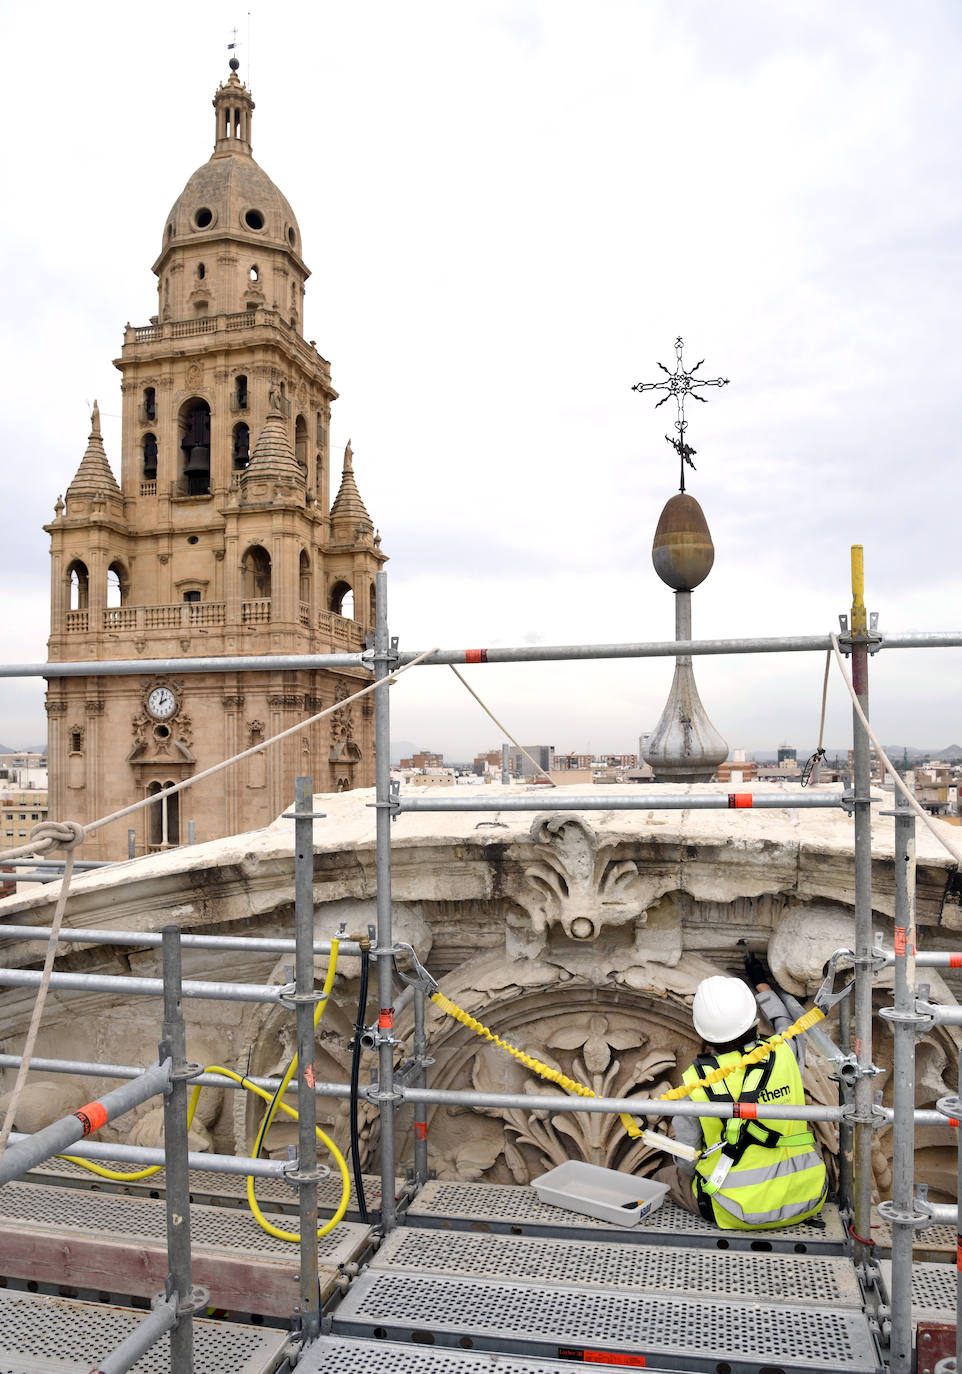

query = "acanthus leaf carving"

[508,816,647,941]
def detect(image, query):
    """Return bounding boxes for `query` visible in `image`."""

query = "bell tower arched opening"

[329,581,353,619]
[67,560,89,611]
[241,545,272,600]
[179,398,211,495]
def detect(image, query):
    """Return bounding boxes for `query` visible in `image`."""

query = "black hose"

[349,948,370,1223]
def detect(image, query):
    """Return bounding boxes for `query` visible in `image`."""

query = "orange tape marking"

[378,1009,394,1029]
[465,649,488,664]
[733,1103,757,1120]
[414,1122,428,1141]
[73,1101,108,1136]
[728,793,753,809]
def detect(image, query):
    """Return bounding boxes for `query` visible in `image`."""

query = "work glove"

[743,950,768,990]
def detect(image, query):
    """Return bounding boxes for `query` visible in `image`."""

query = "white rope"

[829,631,962,868]
[448,665,556,785]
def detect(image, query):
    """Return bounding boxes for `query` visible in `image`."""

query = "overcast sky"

[3,2,961,760]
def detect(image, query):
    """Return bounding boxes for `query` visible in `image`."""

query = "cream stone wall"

[1,783,959,1201]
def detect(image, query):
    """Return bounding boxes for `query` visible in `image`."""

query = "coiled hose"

[62,939,350,1242]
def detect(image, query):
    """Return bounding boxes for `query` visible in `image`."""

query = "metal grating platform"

[0,1179,364,1260]
[0,1289,288,1373]
[332,1269,882,1372]
[0,1180,370,1317]
[406,1179,847,1253]
[880,1259,960,1325]
[27,1156,388,1217]
[298,1334,637,1373]
[376,1224,863,1306]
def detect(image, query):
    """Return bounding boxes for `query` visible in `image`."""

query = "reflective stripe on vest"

[683,1040,827,1231]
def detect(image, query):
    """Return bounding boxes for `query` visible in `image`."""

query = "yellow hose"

[431,990,825,1139]
[61,939,351,1242]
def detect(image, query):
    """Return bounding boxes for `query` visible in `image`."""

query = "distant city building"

[0,789,48,846]
[400,751,445,770]
[509,745,554,779]
[777,744,797,765]
[714,759,759,784]
[553,753,592,771]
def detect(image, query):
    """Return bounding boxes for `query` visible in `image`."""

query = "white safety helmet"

[692,976,758,1044]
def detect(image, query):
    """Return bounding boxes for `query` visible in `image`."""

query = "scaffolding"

[0,562,961,1371]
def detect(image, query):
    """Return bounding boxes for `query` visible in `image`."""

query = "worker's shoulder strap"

[693,1044,777,1106]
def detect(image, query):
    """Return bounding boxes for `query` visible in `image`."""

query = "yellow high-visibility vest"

[682,1040,827,1230]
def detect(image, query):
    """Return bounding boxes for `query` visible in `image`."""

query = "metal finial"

[631,336,729,493]
[228,27,241,71]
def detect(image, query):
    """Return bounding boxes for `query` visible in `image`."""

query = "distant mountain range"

[0,744,46,756]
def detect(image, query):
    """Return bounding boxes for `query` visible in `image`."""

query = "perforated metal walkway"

[323,1199,881,1374]
[880,1258,959,1324]
[0,1289,289,1373]
[406,1178,848,1253]
[0,1180,370,1317]
[298,1335,653,1372]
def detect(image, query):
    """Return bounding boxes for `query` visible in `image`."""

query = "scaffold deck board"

[405,1179,847,1253]
[880,1259,959,1325]
[26,1155,390,1218]
[0,1290,289,1373]
[0,1180,369,1318]
[374,1225,863,1307]
[298,1334,667,1373]
[330,1269,882,1373]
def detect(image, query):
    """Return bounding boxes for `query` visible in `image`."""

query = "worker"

[663,954,827,1229]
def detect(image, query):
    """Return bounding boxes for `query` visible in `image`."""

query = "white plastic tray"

[532,1160,668,1226]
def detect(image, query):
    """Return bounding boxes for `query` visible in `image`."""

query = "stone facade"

[2,783,960,1203]
[44,67,386,860]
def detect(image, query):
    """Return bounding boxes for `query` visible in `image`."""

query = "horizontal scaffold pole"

[0,968,295,1003]
[6,1053,956,1127]
[8,629,962,681]
[397,791,849,813]
[16,652,370,679]
[7,1131,294,1178]
[0,925,362,957]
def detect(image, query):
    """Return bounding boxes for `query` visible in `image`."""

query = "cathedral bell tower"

[45,60,386,860]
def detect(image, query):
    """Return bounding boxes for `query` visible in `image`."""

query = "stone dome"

[158,69,303,263]
[162,154,302,259]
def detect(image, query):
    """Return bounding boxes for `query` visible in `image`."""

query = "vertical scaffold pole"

[160,926,195,1373]
[887,792,917,1374]
[374,570,398,1230]
[413,986,429,1187]
[293,776,320,1342]
[850,545,875,1263]
[501,743,509,785]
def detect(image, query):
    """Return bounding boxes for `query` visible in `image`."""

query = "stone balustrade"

[61,602,364,645]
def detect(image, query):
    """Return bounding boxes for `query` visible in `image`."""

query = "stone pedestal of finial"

[643,493,727,783]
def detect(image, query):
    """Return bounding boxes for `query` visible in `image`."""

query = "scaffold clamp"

[814,949,857,1015]
[393,941,439,997]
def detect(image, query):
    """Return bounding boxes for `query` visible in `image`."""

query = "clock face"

[146,686,177,720]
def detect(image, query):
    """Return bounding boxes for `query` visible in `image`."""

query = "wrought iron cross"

[632,337,729,492]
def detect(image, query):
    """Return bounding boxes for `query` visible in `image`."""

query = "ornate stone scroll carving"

[508,816,646,941]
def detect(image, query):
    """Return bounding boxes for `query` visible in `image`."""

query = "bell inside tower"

[180,400,211,495]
